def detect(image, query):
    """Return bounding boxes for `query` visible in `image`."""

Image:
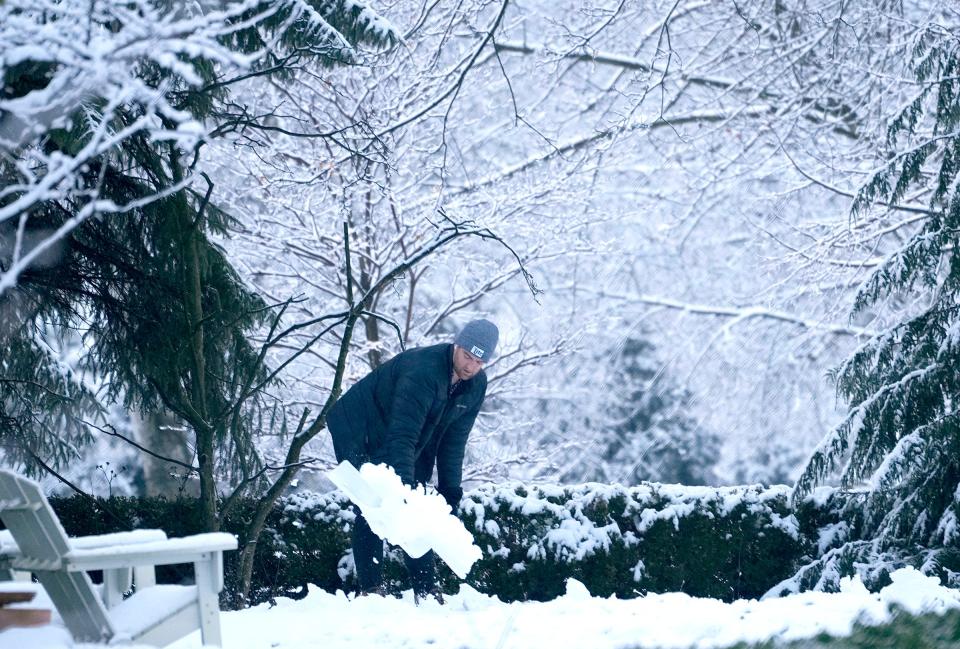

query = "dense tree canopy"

[0,0,398,531]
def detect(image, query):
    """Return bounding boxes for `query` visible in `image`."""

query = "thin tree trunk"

[172,146,218,532]
[236,410,336,601]
[236,224,364,602]
[184,221,218,531]
[363,312,381,369]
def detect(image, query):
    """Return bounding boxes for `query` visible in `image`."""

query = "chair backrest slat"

[0,469,115,642]
[0,470,71,562]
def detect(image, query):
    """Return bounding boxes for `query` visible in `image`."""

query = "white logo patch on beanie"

[470,345,485,358]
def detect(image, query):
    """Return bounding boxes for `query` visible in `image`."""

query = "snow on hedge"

[282,479,800,563]
[459,481,799,564]
[276,476,807,601]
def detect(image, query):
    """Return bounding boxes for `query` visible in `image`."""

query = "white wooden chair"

[0,468,237,647]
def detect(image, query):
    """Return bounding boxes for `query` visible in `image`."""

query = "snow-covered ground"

[5,567,959,649]
[6,467,960,648]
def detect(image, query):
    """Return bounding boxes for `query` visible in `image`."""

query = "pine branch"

[82,420,197,472]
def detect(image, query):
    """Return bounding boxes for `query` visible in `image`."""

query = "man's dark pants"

[337,446,436,594]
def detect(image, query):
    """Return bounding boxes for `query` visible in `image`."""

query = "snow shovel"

[328,461,481,578]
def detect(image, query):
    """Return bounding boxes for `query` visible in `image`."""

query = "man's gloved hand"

[439,486,463,514]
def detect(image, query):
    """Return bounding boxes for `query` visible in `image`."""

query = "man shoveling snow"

[326,319,497,602]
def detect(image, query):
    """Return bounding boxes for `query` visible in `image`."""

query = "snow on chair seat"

[110,584,201,646]
[0,468,237,647]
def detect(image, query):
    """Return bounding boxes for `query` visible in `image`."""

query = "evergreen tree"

[794,25,960,549]
[565,336,720,486]
[0,0,398,531]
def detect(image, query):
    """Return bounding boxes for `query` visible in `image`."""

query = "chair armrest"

[1,528,168,558]
[68,529,168,550]
[63,533,238,572]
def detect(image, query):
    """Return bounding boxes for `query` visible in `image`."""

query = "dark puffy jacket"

[327,343,486,508]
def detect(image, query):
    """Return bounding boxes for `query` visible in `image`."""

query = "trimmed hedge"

[28,481,814,607]
[454,482,805,601]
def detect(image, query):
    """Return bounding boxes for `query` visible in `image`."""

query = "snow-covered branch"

[587,291,878,338]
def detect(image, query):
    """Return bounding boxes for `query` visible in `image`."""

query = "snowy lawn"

[165,569,956,649]
[7,566,955,649]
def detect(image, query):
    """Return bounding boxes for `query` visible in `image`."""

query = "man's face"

[453,345,486,381]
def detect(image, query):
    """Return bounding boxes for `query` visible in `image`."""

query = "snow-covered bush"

[455,482,804,601]
[261,481,810,602]
[39,481,810,605]
[769,487,960,597]
[40,480,960,607]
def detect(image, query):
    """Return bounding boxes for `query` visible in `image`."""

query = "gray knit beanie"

[455,319,499,360]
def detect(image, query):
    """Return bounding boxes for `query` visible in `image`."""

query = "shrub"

[17,481,809,606]
[456,482,805,601]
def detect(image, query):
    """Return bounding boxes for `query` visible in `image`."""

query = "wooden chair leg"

[194,552,224,647]
[103,567,132,608]
[133,564,156,589]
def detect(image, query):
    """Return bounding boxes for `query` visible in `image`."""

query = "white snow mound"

[327,461,482,578]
